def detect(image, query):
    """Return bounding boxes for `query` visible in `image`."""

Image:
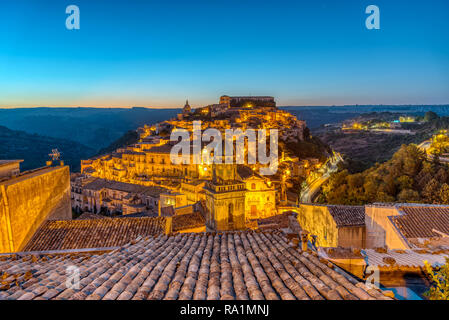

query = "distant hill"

[317,112,449,173]
[0,125,95,171]
[0,107,180,152]
[96,130,139,156]
[1,106,448,152]
[282,105,449,129]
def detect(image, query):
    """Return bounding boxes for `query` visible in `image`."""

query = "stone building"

[182,99,191,118]
[365,203,449,249]
[205,162,246,231]
[297,204,366,248]
[81,141,210,185]
[159,191,188,212]
[237,166,276,219]
[220,95,276,109]
[180,180,206,204]
[0,160,22,180]
[71,176,168,216]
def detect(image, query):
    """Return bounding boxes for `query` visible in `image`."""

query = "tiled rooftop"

[328,206,365,227]
[160,206,175,217]
[172,212,205,232]
[76,213,106,220]
[144,144,173,154]
[392,206,449,239]
[22,217,167,252]
[0,159,22,167]
[0,231,392,300]
[363,248,449,269]
[84,178,168,197]
[237,165,262,180]
[257,212,292,230]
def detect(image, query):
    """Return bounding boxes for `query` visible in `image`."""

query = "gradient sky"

[0,0,448,108]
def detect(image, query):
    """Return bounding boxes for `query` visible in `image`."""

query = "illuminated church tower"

[204,159,246,231]
[182,99,191,118]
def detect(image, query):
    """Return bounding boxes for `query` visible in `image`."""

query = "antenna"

[49,149,62,161]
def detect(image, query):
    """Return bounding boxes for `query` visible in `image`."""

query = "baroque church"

[204,159,276,231]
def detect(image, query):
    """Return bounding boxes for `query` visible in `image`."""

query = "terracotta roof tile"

[172,212,205,232]
[0,232,393,300]
[393,206,449,239]
[22,217,166,251]
[84,178,168,196]
[363,248,449,268]
[257,213,291,230]
[328,206,365,227]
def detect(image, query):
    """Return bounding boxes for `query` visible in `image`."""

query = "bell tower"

[182,99,191,118]
[205,162,246,231]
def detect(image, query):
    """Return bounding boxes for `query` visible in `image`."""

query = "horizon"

[1,0,449,107]
[2,103,449,110]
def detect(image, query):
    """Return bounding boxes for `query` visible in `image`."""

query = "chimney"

[300,231,309,252]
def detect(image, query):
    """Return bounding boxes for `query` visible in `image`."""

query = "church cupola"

[182,99,191,116]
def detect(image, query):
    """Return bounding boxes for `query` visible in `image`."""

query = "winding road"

[300,152,342,203]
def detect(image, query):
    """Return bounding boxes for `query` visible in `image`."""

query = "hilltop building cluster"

[79,96,311,227]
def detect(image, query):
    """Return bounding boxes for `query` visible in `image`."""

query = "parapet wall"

[0,166,71,253]
[297,204,338,247]
[365,205,408,249]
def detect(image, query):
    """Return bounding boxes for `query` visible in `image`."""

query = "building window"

[228,203,234,224]
[251,205,257,217]
[251,183,256,190]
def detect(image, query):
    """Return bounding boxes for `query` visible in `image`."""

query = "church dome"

[183,99,191,113]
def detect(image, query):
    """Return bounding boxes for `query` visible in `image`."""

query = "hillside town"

[0,96,449,301]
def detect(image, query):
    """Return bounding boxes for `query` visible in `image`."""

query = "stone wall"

[297,204,338,247]
[206,190,246,231]
[338,226,366,248]
[0,162,21,179]
[0,166,71,253]
[365,205,409,249]
[297,204,367,248]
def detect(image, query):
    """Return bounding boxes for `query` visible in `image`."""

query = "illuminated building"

[205,161,246,231]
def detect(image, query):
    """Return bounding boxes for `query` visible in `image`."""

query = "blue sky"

[0,0,448,108]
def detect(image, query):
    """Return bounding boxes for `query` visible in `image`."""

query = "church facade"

[204,163,246,231]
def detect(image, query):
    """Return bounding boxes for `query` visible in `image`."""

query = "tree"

[424,259,449,300]
[422,178,440,203]
[397,189,420,203]
[396,175,414,190]
[424,111,439,122]
[320,144,449,205]
[439,184,449,204]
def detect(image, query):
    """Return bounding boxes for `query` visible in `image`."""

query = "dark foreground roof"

[392,206,449,239]
[328,206,365,227]
[172,212,205,232]
[22,217,166,251]
[0,231,392,300]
